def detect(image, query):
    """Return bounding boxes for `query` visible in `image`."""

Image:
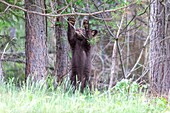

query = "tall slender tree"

[25,0,47,81]
[53,0,68,84]
[109,42,118,89]
[150,0,170,97]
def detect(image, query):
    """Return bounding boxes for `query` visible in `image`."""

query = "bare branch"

[1,59,25,63]
[0,0,137,18]
[126,35,150,78]
[119,2,150,36]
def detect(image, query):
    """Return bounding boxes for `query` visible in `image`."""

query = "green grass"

[0,80,169,113]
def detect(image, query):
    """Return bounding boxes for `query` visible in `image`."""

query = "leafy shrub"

[114,79,139,95]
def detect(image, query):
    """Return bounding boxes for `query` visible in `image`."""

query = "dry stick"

[135,70,148,82]
[4,5,10,12]
[126,35,150,78]
[1,59,25,63]
[1,42,10,60]
[0,0,137,17]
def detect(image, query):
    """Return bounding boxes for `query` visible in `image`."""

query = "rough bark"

[53,1,68,84]
[25,0,47,81]
[150,0,170,97]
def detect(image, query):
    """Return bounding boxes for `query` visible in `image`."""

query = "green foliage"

[88,36,100,45]
[75,0,83,6]
[0,0,24,31]
[0,0,25,81]
[3,62,25,83]
[55,21,62,26]
[68,51,72,59]
[115,79,140,95]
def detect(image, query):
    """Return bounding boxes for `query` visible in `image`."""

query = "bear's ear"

[91,30,98,37]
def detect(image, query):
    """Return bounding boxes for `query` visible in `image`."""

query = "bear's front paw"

[68,16,75,26]
[83,18,89,29]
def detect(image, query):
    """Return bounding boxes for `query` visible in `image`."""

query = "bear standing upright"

[67,16,98,92]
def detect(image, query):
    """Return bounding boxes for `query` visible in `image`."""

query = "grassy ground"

[0,80,169,113]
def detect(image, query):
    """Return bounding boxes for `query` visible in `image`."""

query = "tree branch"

[119,1,150,36]
[0,0,137,18]
[126,35,150,78]
[1,59,25,63]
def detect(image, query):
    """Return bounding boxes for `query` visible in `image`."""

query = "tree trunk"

[150,0,170,97]
[109,42,118,89]
[0,59,3,81]
[53,1,68,84]
[25,0,47,81]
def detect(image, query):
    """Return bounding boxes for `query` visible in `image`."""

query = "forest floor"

[0,80,169,113]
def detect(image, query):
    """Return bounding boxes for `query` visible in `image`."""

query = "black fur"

[67,17,98,92]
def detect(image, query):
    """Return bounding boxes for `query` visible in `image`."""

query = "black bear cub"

[67,16,98,92]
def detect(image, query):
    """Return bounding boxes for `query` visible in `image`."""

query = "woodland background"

[0,0,169,98]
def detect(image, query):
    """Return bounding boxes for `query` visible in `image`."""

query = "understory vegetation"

[0,79,169,113]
